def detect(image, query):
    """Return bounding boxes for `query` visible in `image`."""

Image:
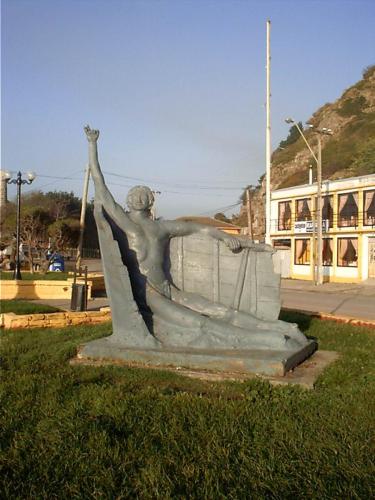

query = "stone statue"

[79,126,316,375]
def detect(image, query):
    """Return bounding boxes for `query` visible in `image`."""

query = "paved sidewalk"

[30,273,375,323]
[281,279,375,322]
[32,297,110,312]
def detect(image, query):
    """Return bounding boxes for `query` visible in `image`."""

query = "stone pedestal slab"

[78,337,317,377]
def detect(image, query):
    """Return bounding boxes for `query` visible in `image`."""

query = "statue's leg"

[170,286,232,319]
[170,286,306,345]
[230,310,307,343]
[146,287,300,351]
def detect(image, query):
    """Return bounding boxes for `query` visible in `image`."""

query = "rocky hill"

[235,65,375,238]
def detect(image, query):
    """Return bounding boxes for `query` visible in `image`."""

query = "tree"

[239,185,256,205]
[20,208,51,272]
[48,218,80,252]
[214,212,231,223]
[279,122,304,149]
[44,191,81,220]
[351,137,375,176]
[1,190,99,270]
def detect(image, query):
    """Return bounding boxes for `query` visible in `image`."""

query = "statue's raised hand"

[84,125,100,143]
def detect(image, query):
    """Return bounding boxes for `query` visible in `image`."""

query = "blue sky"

[2,0,375,218]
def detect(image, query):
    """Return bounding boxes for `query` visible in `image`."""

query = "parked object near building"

[272,247,291,278]
[48,253,65,272]
[270,174,375,283]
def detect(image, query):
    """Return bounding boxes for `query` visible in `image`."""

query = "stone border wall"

[0,309,111,329]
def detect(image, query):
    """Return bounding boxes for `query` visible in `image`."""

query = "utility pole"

[316,137,323,285]
[312,195,317,285]
[246,188,253,239]
[284,119,332,286]
[76,165,90,272]
[265,19,271,245]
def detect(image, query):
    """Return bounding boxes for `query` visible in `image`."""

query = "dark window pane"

[364,190,375,226]
[295,239,310,265]
[296,198,311,222]
[338,192,358,227]
[278,201,292,231]
[337,238,358,267]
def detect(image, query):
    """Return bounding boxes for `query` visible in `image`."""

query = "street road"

[281,281,375,321]
[77,260,375,321]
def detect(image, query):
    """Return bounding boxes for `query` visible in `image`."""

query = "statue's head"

[126,185,154,211]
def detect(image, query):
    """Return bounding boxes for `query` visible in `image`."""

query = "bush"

[337,96,367,117]
[362,64,375,79]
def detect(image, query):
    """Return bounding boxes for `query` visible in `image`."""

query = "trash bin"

[70,283,87,311]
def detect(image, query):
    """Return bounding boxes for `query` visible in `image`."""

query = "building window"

[338,192,358,227]
[273,239,291,248]
[295,239,310,265]
[278,201,292,230]
[364,190,375,226]
[322,238,333,266]
[296,198,312,221]
[337,238,358,267]
[322,195,334,228]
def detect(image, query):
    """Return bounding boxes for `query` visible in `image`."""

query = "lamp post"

[5,171,36,280]
[284,119,332,285]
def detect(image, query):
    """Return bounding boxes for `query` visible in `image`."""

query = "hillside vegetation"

[235,66,375,235]
[272,65,375,189]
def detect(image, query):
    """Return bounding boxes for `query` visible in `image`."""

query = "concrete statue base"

[78,336,317,377]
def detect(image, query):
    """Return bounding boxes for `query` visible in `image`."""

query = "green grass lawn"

[0,271,69,281]
[1,314,374,498]
[0,300,62,315]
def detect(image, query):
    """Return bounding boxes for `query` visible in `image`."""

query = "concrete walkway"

[29,259,375,323]
[31,297,110,312]
[281,279,375,322]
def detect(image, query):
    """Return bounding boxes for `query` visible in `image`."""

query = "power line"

[196,202,242,216]
[102,170,248,191]
[36,169,85,190]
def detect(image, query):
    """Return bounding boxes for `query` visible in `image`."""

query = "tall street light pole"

[316,135,323,286]
[6,171,36,280]
[265,20,272,244]
[284,119,332,285]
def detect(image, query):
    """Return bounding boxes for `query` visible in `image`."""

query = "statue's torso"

[125,217,169,288]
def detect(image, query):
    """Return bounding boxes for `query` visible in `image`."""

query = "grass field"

[1,313,374,498]
[0,271,69,281]
[0,300,62,315]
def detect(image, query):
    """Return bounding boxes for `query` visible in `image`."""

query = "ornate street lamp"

[5,171,36,280]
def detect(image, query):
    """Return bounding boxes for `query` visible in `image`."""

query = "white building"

[270,173,375,282]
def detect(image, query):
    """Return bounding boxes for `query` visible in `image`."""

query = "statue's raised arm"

[84,125,134,231]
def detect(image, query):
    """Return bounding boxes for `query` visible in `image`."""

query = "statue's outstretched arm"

[162,220,272,252]
[84,126,133,230]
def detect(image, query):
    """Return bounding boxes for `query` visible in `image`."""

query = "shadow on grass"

[279,310,312,333]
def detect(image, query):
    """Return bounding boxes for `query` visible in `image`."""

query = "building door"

[369,238,375,278]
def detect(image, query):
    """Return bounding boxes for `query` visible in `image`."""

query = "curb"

[281,307,375,329]
[1,309,112,330]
